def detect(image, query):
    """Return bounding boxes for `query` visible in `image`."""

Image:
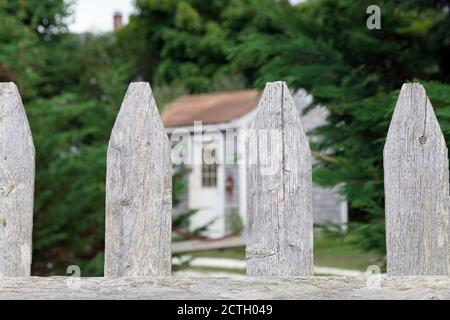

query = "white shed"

[162,89,347,238]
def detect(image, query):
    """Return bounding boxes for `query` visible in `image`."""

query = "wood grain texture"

[105,82,172,277]
[384,83,449,275]
[0,276,448,300]
[246,81,313,276]
[0,83,34,277]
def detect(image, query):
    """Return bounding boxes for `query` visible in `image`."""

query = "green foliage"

[28,93,114,275]
[0,0,70,87]
[122,0,291,92]
[0,0,67,98]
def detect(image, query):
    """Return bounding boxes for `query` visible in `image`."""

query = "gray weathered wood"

[105,82,172,277]
[0,276,448,300]
[384,83,449,275]
[0,83,35,277]
[246,81,313,276]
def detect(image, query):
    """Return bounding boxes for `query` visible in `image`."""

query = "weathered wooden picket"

[0,81,448,300]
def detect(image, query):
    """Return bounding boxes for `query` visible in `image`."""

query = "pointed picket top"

[246,81,313,276]
[384,83,449,275]
[0,83,35,277]
[105,82,172,277]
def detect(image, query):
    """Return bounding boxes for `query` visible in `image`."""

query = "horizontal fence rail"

[0,80,449,299]
[0,276,449,300]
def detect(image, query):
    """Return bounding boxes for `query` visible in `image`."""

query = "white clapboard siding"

[105,82,172,277]
[246,81,313,276]
[384,83,449,275]
[0,83,35,277]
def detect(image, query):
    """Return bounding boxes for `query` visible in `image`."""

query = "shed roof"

[161,89,260,128]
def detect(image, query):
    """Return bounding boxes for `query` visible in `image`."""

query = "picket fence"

[0,81,448,300]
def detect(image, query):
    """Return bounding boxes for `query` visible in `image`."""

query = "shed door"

[188,139,225,238]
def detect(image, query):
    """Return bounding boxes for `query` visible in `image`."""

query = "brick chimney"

[113,12,123,31]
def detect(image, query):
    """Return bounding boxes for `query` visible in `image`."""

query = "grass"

[313,232,381,271]
[175,231,382,273]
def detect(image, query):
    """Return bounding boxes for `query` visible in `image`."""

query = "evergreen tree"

[121,0,291,92]
[240,0,450,257]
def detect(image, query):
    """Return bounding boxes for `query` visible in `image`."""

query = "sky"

[68,0,304,33]
[68,0,135,33]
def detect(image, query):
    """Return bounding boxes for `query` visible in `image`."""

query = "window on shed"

[202,148,217,187]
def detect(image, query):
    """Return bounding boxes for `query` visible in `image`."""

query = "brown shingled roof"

[162,89,261,128]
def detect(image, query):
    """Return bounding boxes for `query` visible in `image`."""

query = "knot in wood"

[119,197,131,206]
[0,183,16,196]
[419,134,427,145]
[125,262,134,270]
[245,248,276,259]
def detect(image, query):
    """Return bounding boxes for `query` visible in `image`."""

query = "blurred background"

[1,0,450,276]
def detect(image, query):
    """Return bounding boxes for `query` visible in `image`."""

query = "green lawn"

[313,233,382,271]
[177,232,382,272]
